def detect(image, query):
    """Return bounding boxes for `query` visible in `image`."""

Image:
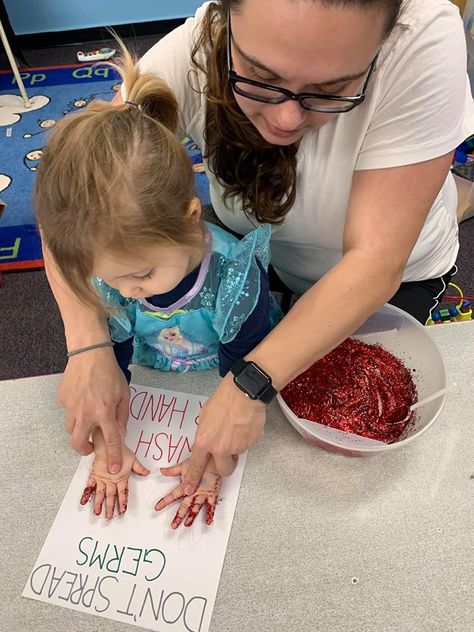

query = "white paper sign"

[23,384,246,632]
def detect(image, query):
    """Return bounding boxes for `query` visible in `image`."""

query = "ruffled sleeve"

[92,277,137,343]
[212,224,272,344]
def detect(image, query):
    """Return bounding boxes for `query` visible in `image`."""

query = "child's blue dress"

[93,223,282,374]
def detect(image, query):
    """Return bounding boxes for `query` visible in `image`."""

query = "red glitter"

[171,510,183,529]
[80,484,96,505]
[206,502,216,526]
[184,497,199,528]
[281,338,417,444]
[206,497,221,525]
[119,487,129,515]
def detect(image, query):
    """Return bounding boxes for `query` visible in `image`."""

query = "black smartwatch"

[230,359,277,404]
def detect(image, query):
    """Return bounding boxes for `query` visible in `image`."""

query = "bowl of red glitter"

[278,304,447,456]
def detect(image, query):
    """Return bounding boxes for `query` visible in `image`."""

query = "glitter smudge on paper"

[281,338,418,443]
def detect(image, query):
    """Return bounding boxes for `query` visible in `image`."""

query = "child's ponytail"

[112,39,179,133]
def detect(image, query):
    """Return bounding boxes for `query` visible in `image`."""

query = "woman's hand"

[60,346,130,474]
[155,456,224,529]
[42,243,129,474]
[180,373,265,494]
[80,430,150,520]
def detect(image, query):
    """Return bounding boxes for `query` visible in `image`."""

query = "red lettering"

[135,430,154,459]
[129,389,148,421]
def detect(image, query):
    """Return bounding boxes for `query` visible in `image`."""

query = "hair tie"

[125,100,140,110]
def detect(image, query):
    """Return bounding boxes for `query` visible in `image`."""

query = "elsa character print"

[156,325,209,359]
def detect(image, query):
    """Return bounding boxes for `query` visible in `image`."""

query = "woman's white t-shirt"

[136,0,474,295]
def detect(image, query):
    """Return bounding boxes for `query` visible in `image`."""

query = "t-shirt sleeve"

[356,2,474,170]
[131,2,211,139]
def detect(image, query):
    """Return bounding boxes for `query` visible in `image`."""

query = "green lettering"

[122,547,143,577]
[144,548,166,582]
[89,541,110,570]
[31,73,46,85]
[12,72,29,85]
[0,237,20,260]
[72,67,93,79]
[94,67,110,79]
[76,536,93,566]
[106,545,125,573]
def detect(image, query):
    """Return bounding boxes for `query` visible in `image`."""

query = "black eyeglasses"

[226,12,378,114]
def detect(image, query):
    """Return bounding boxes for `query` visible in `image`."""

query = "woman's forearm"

[248,250,402,390]
[43,243,110,349]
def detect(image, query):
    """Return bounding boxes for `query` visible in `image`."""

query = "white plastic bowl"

[277,303,447,457]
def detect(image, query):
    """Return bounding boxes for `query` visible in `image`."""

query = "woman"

[44,0,473,493]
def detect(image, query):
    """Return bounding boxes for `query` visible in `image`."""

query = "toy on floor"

[427,282,473,325]
[76,48,116,63]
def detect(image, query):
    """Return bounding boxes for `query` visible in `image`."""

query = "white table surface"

[1,323,474,632]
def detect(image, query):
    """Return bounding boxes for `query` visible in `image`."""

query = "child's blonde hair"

[35,41,196,308]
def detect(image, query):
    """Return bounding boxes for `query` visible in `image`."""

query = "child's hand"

[80,430,149,519]
[155,455,224,529]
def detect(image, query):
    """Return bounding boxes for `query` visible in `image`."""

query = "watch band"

[230,358,248,375]
[257,380,278,404]
[230,359,278,404]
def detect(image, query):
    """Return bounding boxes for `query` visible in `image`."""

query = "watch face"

[235,363,270,399]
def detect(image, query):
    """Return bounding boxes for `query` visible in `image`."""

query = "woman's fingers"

[59,352,130,473]
[213,454,238,477]
[69,429,94,456]
[65,412,75,436]
[181,447,209,495]
[101,422,125,475]
[116,392,130,436]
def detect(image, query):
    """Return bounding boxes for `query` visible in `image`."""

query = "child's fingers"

[184,496,206,528]
[132,458,150,477]
[200,470,222,491]
[94,480,106,516]
[160,464,183,477]
[154,485,184,511]
[80,479,96,505]
[105,483,117,520]
[205,497,218,526]
[171,496,194,530]
[213,475,222,495]
[117,480,129,515]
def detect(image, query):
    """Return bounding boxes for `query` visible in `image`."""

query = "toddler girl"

[35,45,281,527]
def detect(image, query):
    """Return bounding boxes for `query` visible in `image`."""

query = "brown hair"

[35,41,197,309]
[192,0,404,224]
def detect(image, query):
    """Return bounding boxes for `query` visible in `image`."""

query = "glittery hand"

[155,455,224,529]
[80,429,150,519]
